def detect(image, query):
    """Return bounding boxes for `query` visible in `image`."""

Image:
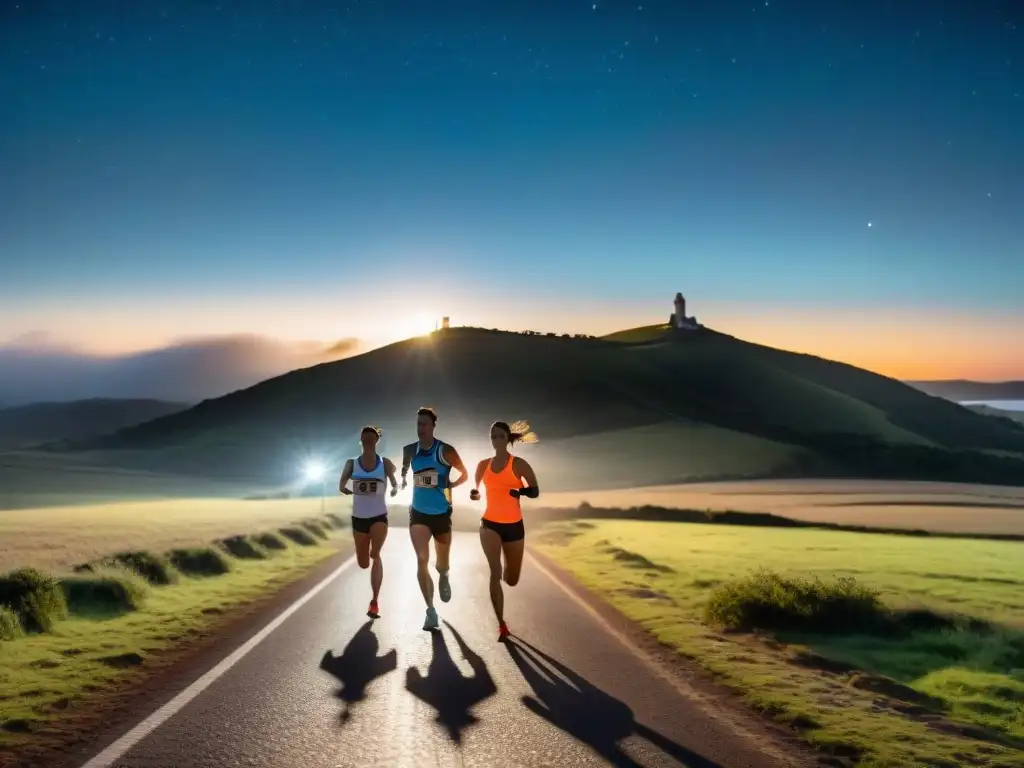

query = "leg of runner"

[501,537,525,587]
[367,519,387,618]
[479,524,506,639]
[410,522,438,630]
[434,530,452,603]
[353,525,375,617]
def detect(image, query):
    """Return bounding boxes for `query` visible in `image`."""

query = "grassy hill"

[967,404,1024,426]
[50,327,1024,490]
[907,380,1024,402]
[0,398,189,450]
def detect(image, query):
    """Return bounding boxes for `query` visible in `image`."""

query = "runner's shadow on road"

[506,637,721,768]
[405,620,498,744]
[320,620,398,722]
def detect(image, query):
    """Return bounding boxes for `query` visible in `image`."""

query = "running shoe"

[423,606,439,631]
[497,621,510,641]
[438,569,452,603]
[367,600,379,619]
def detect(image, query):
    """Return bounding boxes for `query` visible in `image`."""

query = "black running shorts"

[480,517,525,543]
[351,514,388,535]
[409,507,453,538]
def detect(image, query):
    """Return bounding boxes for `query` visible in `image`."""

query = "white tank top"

[351,454,388,519]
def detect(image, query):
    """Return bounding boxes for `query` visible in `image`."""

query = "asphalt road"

[80,530,804,768]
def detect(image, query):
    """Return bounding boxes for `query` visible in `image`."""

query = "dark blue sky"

[1,1,1021,380]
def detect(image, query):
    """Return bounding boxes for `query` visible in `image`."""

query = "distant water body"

[961,400,1024,412]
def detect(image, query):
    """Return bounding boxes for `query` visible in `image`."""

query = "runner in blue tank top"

[400,406,468,630]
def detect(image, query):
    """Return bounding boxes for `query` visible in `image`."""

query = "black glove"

[509,488,521,499]
[514,486,539,499]
[469,489,481,501]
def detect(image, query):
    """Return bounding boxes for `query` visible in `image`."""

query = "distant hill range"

[906,380,1024,402]
[0,398,189,450]
[48,325,1024,490]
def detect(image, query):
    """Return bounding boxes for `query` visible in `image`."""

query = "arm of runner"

[443,444,469,489]
[470,459,487,501]
[383,457,399,497]
[400,444,412,489]
[338,459,354,496]
[511,457,540,499]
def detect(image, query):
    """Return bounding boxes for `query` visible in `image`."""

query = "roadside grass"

[0,523,341,747]
[0,496,349,573]
[535,519,1024,768]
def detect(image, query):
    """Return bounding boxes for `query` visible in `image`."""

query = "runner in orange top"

[469,419,540,641]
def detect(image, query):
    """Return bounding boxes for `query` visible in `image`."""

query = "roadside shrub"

[0,568,68,633]
[279,527,317,546]
[302,520,329,540]
[0,605,23,640]
[168,547,232,577]
[255,532,288,551]
[325,513,347,530]
[704,568,885,634]
[218,535,269,560]
[61,565,150,617]
[76,551,179,586]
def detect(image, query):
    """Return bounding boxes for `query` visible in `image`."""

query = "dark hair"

[417,407,437,424]
[491,420,538,445]
[360,425,382,439]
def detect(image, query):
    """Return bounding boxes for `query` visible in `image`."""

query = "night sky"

[1,1,1021,384]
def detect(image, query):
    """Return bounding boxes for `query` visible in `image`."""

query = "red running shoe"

[367,600,380,619]
[497,621,510,641]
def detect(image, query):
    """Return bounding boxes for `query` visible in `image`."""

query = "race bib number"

[414,469,439,489]
[354,480,379,495]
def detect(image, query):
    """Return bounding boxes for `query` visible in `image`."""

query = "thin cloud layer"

[0,334,359,406]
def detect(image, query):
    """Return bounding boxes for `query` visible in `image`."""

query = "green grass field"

[536,520,1024,768]
[0,496,348,572]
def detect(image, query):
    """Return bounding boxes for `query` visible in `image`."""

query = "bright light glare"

[391,312,437,341]
[303,460,325,482]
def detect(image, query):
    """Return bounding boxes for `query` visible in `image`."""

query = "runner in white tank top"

[338,426,399,618]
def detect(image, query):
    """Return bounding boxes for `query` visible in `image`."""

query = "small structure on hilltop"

[441,316,450,330]
[669,292,701,331]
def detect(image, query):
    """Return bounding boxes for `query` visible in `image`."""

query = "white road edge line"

[78,554,357,768]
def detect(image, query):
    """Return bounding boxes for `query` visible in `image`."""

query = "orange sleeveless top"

[482,456,523,524]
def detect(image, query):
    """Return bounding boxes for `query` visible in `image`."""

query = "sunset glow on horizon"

[2,2,1021,398]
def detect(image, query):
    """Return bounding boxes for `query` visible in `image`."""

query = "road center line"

[78,554,357,768]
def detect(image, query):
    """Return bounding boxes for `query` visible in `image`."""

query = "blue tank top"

[408,439,452,515]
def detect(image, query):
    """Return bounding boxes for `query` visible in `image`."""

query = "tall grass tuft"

[255,532,288,551]
[218,535,270,560]
[168,547,233,577]
[61,565,150,618]
[76,550,179,586]
[280,527,318,546]
[704,568,884,634]
[0,604,24,640]
[0,568,69,633]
